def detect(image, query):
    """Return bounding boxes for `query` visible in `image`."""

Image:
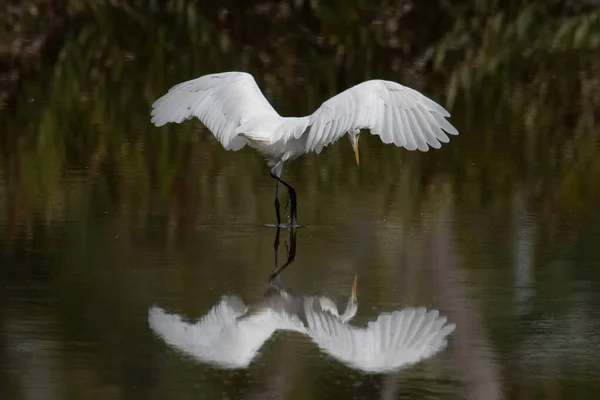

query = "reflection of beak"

[352,274,358,301]
[353,141,360,167]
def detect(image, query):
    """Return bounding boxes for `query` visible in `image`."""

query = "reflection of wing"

[148,296,278,369]
[304,301,455,373]
[316,296,340,316]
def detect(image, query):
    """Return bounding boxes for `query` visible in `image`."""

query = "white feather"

[148,296,279,368]
[304,302,456,373]
[149,290,455,373]
[304,80,458,154]
[151,71,458,172]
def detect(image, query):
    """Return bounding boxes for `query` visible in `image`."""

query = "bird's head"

[348,130,360,167]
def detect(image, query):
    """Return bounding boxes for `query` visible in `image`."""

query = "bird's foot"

[263,222,301,229]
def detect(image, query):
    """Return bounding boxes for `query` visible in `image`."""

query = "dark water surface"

[2,2,600,399]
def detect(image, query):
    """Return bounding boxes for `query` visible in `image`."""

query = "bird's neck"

[340,298,357,322]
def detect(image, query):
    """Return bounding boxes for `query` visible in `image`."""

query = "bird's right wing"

[148,295,277,369]
[304,302,456,373]
[303,80,458,154]
[151,72,281,150]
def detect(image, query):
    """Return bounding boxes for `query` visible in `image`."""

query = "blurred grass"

[1,0,598,240]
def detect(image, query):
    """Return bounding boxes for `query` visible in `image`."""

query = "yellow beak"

[352,274,358,301]
[353,141,360,167]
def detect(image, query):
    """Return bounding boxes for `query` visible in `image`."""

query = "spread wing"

[150,71,281,150]
[148,295,277,369]
[303,80,458,154]
[304,303,456,373]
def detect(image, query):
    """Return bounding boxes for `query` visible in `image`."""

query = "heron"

[150,71,459,226]
[148,274,456,373]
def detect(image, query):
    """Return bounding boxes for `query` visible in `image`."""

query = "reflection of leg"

[270,171,297,226]
[284,234,290,255]
[273,226,281,272]
[269,227,297,283]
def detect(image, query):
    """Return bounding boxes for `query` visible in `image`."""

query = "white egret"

[150,71,459,226]
[148,275,456,373]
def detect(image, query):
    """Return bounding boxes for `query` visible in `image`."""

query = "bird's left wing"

[148,296,277,369]
[304,301,456,373]
[303,80,458,154]
[151,71,281,151]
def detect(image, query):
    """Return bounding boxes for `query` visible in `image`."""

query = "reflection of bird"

[150,72,459,226]
[148,275,455,373]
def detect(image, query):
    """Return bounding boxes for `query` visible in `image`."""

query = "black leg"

[284,191,289,211]
[274,181,281,226]
[269,227,297,283]
[270,171,297,226]
[289,188,297,226]
[286,186,296,226]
